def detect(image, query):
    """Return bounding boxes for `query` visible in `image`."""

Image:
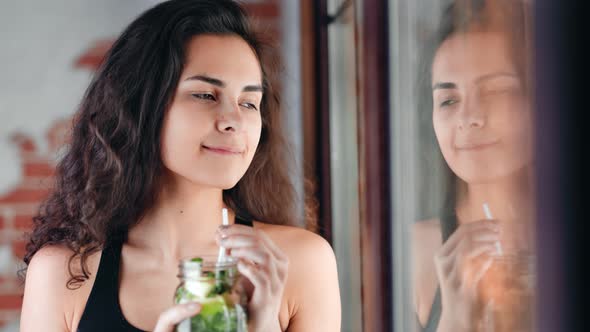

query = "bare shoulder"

[412,218,443,274]
[21,245,101,332]
[253,222,334,261]
[412,218,443,252]
[26,244,101,287]
[27,245,75,274]
[253,222,341,331]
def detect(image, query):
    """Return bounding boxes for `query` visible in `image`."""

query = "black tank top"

[77,217,254,332]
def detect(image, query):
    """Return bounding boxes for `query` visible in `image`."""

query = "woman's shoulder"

[253,222,340,328]
[26,244,102,282]
[253,221,337,287]
[22,245,102,331]
[253,222,335,261]
[412,218,443,281]
[27,245,76,272]
[413,218,442,246]
[412,218,443,272]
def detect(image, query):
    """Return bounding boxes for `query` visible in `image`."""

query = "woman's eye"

[192,93,216,101]
[439,99,458,108]
[240,102,259,111]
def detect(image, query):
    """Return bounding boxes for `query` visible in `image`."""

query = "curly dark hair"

[22,0,303,288]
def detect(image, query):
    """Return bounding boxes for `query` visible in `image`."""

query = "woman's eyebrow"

[432,82,457,90]
[243,85,263,92]
[184,74,262,92]
[432,72,519,90]
[185,74,225,87]
[474,72,518,84]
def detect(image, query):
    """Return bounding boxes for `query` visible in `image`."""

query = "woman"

[413,0,534,331]
[19,1,341,331]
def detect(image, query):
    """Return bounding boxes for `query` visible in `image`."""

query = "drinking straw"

[483,299,495,332]
[483,203,503,255]
[217,208,230,263]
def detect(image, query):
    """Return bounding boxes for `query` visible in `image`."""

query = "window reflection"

[411,1,535,331]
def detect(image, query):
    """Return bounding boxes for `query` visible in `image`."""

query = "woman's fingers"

[153,302,201,332]
[439,220,499,257]
[217,234,259,248]
[231,247,272,267]
[218,224,288,294]
[435,220,502,296]
[217,227,287,266]
[465,242,501,260]
[237,260,269,304]
[436,236,495,276]
[471,256,494,286]
[217,224,255,237]
[229,243,284,292]
[439,225,499,261]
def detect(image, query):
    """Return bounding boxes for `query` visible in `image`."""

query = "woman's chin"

[455,167,529,185]
[204,176,242,191]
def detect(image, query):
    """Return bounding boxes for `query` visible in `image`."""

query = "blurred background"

[0,0,588,331]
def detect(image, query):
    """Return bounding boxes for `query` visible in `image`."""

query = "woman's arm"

[286,232,341,332]
[20,246,75,332]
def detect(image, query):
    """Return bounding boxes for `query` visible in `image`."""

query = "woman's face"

[431,31,532,184]
[160,34,263,190]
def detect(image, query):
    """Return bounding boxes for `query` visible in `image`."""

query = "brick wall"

[0,121,67,328]
[0,0,282,329]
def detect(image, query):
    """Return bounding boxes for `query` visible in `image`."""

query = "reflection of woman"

[413,1,533,331]
[20,1,340,331]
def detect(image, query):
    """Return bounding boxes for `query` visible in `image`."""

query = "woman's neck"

[127,173,232,261]
[456,167,533,225]
[456,167,536,253]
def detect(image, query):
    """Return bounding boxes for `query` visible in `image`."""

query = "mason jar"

[174,256,248,332]
[477,251,536,332]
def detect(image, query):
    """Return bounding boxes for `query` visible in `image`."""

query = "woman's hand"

[434,220,500,332]
[153,302,201,332]
[216,224,288,332]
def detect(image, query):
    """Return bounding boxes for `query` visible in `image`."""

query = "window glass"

[389,1,536,331]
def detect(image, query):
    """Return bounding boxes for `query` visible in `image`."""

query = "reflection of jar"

[477,252,536,332]
[175,256,248,332]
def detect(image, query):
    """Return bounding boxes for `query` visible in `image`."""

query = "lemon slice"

[185,280,215,298]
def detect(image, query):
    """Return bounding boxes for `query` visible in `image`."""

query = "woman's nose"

[215,101,242,133]
[457,95,485,130]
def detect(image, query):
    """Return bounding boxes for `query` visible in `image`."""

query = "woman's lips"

[201,145,242,155]
[455,140,500,151]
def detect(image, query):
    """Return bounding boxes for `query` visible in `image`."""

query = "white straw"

[222,208,229,226]
[484,300,495,332]
[482,203,493,220]
[482,203,503,255]
[217,208,230,263]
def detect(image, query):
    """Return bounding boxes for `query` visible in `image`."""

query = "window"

[389,1,536,331]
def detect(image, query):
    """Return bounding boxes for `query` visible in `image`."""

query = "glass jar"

[174,256,248,332]
[477,252,536,332]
